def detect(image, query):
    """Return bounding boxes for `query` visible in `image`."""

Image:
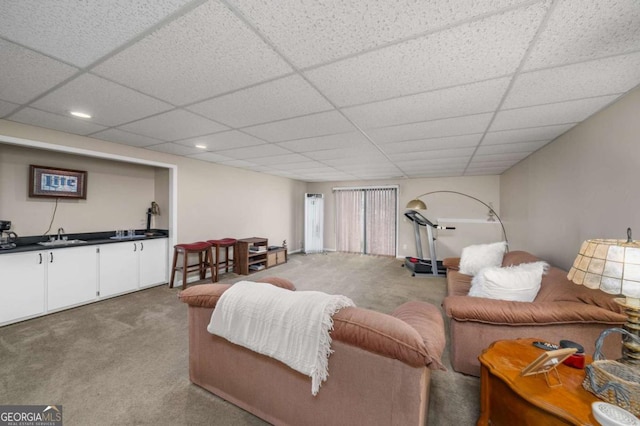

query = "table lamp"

[567,228,640,365]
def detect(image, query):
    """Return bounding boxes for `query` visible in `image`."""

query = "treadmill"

[403,210,455,277]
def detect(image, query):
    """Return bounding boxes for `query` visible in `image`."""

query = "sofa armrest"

[442,296,626,325]
[178,277,296,308]
[443,257,460,271]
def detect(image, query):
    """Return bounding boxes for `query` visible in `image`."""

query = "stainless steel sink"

[38,239,87,247]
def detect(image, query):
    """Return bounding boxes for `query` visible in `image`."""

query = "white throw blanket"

[207,281,355,395]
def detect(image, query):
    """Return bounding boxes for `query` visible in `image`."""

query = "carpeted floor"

[0,252,479,425]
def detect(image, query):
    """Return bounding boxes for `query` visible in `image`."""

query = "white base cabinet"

[47,246,98,311]
[0,238,168,326]
[0,252,46,324]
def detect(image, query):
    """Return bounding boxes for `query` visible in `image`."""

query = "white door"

[0,251,45,325]
[139,239,168,288]
[47,246,98,311]
[99,242,138,298]
[304,193,324,253]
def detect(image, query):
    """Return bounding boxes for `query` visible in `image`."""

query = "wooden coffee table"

[478,338,600,425]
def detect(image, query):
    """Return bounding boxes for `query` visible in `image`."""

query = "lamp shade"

[406,198,427,210]
[567,238,640,303]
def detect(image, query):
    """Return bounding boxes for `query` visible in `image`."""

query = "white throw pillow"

[458,241,507,276]
[468,261,550,302]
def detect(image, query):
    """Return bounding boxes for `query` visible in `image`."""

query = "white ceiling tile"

[249,153,310,166]
[524,0,640,70]
[390,147,475,162]
[380,134,482,154]
[483,124,573,145]
[476,140,548,155]
[0,0,192,67]
[218,144,291,160]
[145,142,201,156]
[465,167,509,175]
[272,162,330,172]
[0,99,19,117]
[304,3,549,106]
[0,40,78,104]
[397,158,469,169]
[491,95,621,131]
[305,146,386,161]
[119,109,228,141]
[471,152,530,163]
[343,78,510,129]
[277,132,370,153]
[220,159,261,168]
[186,75,333,127]
[91,128,165,148]
[9,108,106,135]
[504,53,640,109]
[176,131,264,151]
[243,111,356,142]
[32,74,173,126]
[187,152,235,162]
[93,1,292,105]
[231,0,530,68]
[368,113,493,144]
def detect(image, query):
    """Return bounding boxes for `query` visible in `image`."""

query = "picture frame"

[29,165,87,199]
[521,347,577,377]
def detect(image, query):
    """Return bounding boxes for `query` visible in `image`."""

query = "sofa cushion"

[468,261,549,302]
[178,277,296,308]
[332,303,446,370]
[459,241,507,275]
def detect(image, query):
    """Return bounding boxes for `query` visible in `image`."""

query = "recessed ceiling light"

[195,144,207,149]
[70,111,92,119]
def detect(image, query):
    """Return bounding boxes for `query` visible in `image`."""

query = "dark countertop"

[0,229,169,255]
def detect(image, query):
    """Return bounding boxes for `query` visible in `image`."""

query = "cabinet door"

[0,252,45,325]
[139,239,168,288]
[99,242,138,298]
[47,246,98,311]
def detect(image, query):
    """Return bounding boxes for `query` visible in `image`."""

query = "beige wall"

[0,120,307,251]
[501,87,640,270]
[308,174,503,259]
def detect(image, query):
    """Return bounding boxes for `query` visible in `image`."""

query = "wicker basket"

[582,327,640,416]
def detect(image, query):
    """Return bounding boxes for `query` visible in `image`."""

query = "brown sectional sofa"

[179,278,446,426]
[442,250,627,377]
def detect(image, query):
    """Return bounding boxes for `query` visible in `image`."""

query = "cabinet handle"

[49,252,54,263]
[140,242,144,251]
[134,243,137,252]
[38,253,42,264]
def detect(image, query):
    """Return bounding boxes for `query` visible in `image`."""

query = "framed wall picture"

[29,165,87,199]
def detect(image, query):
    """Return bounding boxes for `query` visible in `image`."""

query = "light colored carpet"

[0,252,479,425]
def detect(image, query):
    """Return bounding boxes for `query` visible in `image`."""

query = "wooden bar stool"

[169,241,215,290]
[207,238,237,281]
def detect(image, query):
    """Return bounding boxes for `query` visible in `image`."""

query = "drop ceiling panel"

[465,167,509,175]
[397,157,469,168]
[248,153,310,166]
[186,75,333,128]
[0,100,19,117]
[0,40,78,105]
[217,144,291,160]
[145,142,202,156]
[471,152,530,163]
[119,109,228,141]
[0,0,192,67]
[187,152,235,162]
[389,147,475,162]
[220,159,261,169]
[32,74,173,127]
[304,3,548,106]
[232,0,530,68]
[277,132,370,153]
[483,124,574,145]
[243,111,356,142]
[476,140,548,155]
[10,108,106,135]
[176,131,264,151]
[524,0,640,70]
[504,53,640,109]
[304,146,388,161]
[90,128,165,148]
[270,161,330,172]
[93,1,292,105]
[343,78,510,129]
[368,114,493,144]
[380,134,482,154]
[491,95,621,131]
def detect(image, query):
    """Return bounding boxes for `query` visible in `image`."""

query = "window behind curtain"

[334,186,397,256]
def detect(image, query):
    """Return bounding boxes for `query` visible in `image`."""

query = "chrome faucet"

[57,227,65,240]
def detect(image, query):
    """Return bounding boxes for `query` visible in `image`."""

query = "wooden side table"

[478,338,600,426]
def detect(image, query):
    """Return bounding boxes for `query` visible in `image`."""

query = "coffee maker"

[0,220,18,250]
